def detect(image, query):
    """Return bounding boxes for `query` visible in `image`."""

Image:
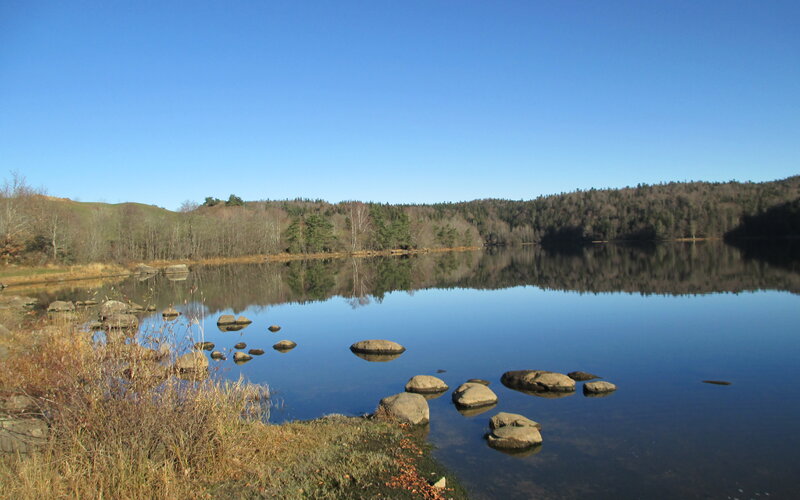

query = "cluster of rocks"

[372,343,617,453]
[207,316,296,364]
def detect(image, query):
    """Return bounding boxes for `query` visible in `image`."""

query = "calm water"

[39,242,800,499]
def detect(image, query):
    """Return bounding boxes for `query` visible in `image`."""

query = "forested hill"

[1,175,798,265]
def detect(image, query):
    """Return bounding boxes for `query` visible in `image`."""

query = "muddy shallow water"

[39,242,800,499]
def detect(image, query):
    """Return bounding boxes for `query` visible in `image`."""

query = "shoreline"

[0,246,483,288]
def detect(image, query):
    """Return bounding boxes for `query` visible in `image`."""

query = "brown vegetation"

[0,315,463,499]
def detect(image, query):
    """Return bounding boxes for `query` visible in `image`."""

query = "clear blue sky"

[1,1,798,210]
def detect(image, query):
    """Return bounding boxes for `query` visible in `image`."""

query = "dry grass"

[0,314,463,499]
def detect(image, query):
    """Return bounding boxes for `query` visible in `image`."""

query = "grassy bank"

[0,315,465,499]
[0,246,482,288]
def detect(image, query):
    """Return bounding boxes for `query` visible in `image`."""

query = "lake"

[38,241,800,499]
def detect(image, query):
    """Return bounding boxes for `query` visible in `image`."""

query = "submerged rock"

[583,381,617,394]
[47,300,75,313]
[210,350,226,360]
[405,375,449,394]
[268,325,281,332]
[234,342,247,349]
[501,370,576,393]
[273,340,297,351]
[702,380,732,386]
[377,392,430,425]
[452,383,498,408]
[350,339,406,354]
[568,371,601,382]
[248,348,265,355]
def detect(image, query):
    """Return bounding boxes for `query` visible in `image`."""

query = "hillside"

[1,176,798,265]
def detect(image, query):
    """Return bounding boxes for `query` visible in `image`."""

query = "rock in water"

[193,341,215,351]
[568,371,601,382]
[103,313,139,330]
[501,370,576,393]
[273,340,297,351]
[174,351,208,372]
[99,300,129,318]
[248,349,265,355]
[489,412,541,431]
[486,425,543,450]
[377,393,430,425]
[233,352,253,363]
[217,314,236,326]
[349,339,405,354]
[210,351,226,360]
[47,301,75,313]
[162,307,180,318]
[268,325,281,332]
[234,342,247,349]
[702,380,732,386]
[452,383,499,408]
[583,381,617,394]
[405,375,449,394]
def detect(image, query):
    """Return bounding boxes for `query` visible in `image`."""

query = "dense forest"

[1,173,798,265]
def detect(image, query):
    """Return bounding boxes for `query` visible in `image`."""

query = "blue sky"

[1,1,798,210]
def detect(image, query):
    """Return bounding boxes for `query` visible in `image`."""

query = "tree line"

[1,173,798,265]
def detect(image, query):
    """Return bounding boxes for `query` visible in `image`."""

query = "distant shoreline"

[0,246,483,288]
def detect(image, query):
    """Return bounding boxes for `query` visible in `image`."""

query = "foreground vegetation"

[0,314,463,499]
[1,173,798,265]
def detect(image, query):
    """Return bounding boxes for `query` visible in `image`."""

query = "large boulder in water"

[350,339,405,354]
[489,412,541,431]
[377,393,429,425]
[486,425,543,451]
[452,383,498,408]
[174,351,208,372]
[405,375,448,394]
[103,313,138,330]
[99,300,130,318]
[501,370,576,393]
[47,301,75,313]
